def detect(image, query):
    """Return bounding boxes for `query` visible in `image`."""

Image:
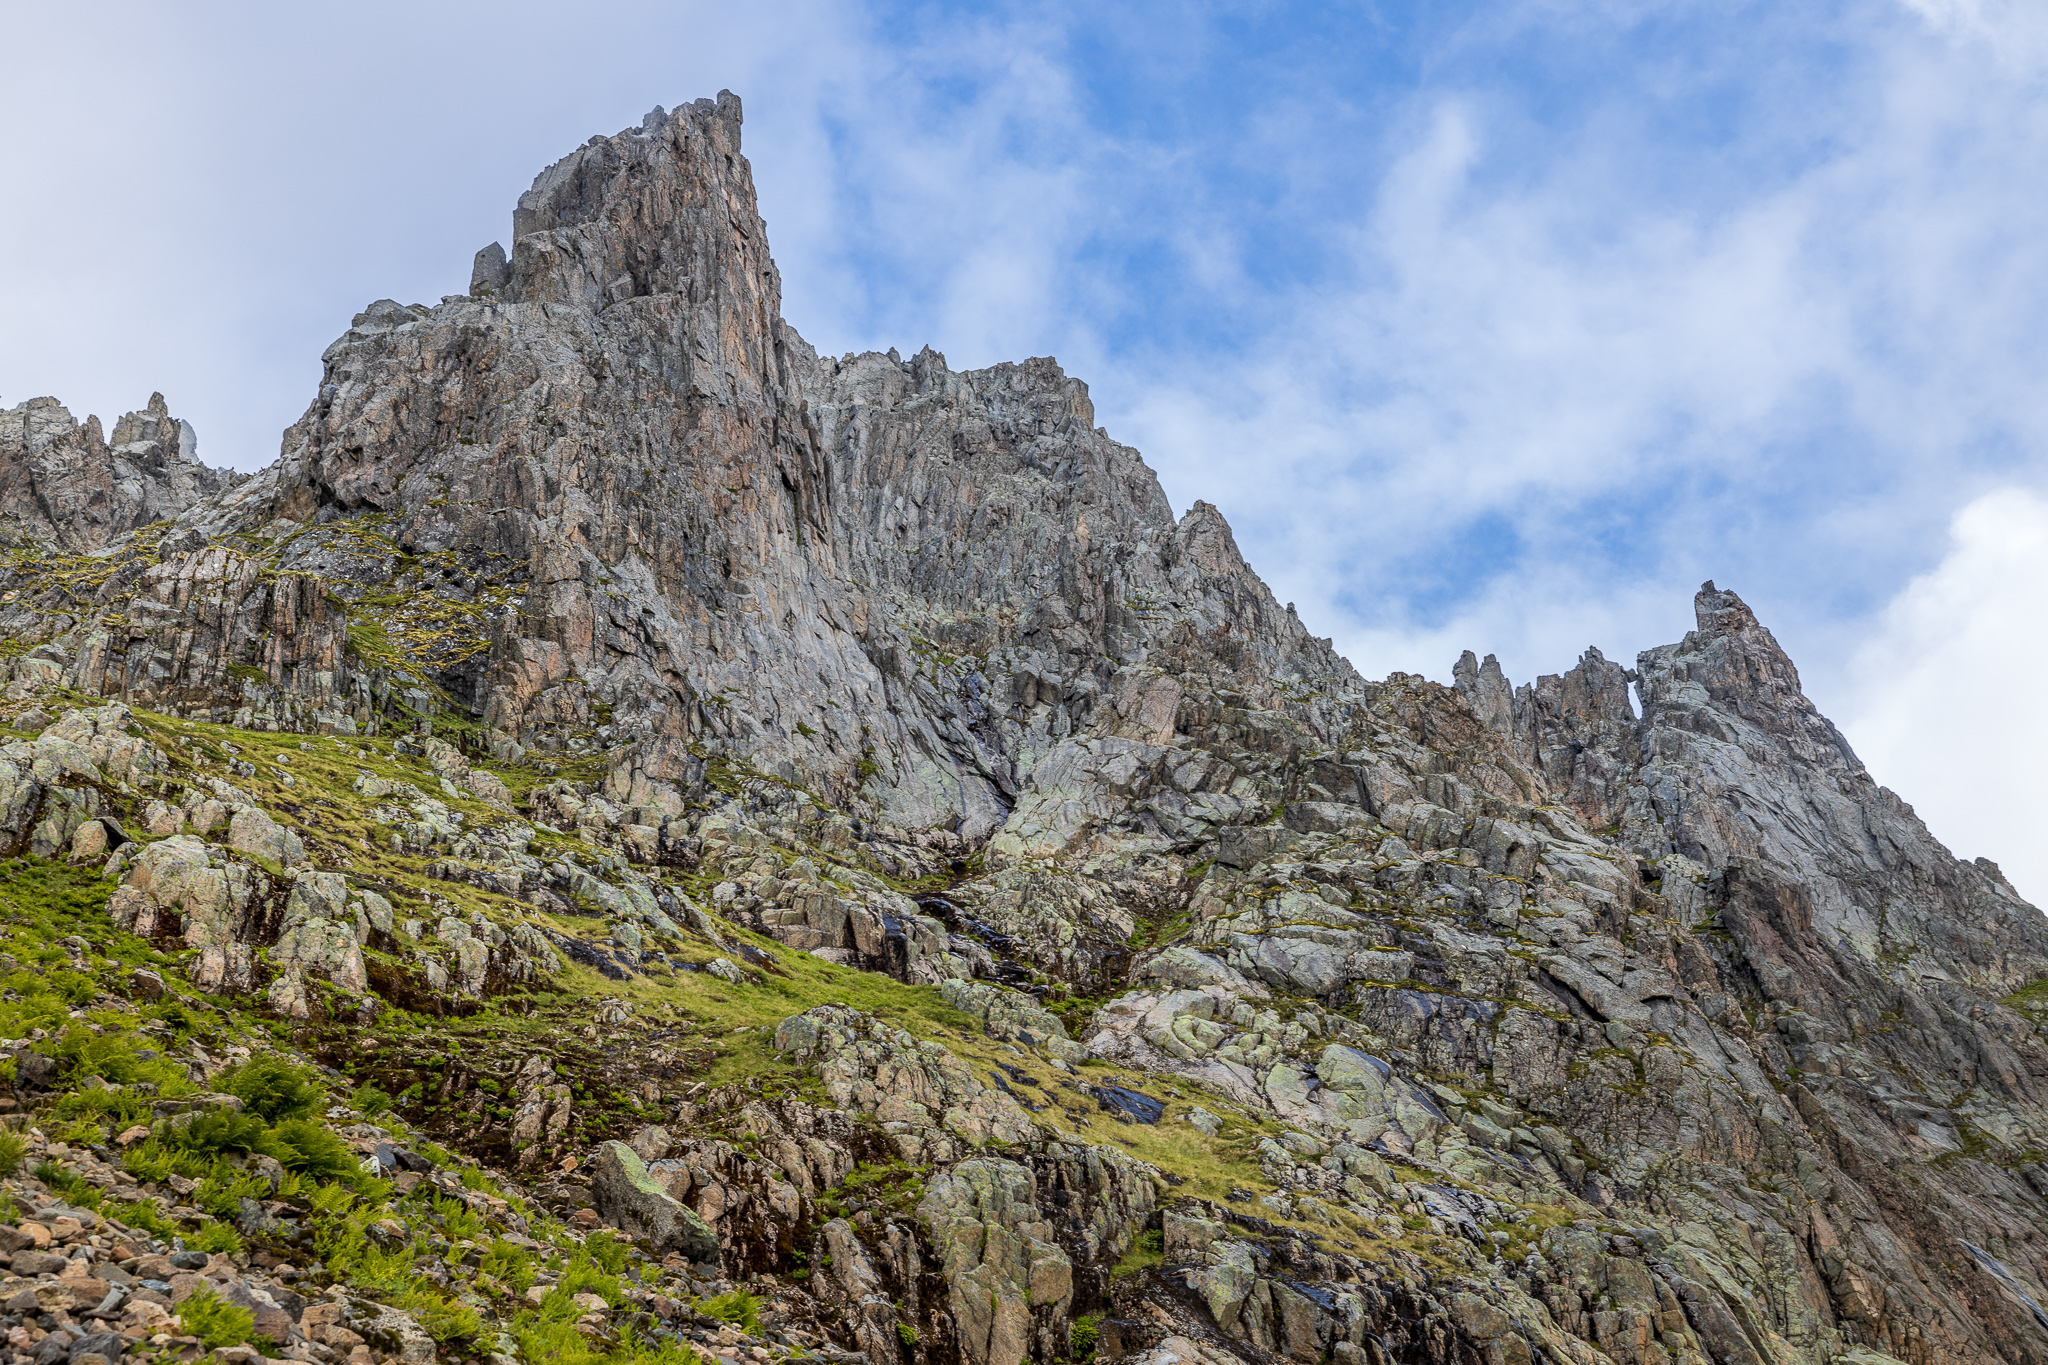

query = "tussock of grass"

[2003,975,2048,1022]
[1111,1229,1164,1280]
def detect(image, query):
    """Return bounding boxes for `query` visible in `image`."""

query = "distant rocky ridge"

[0,392,242,551]
[2,91,2045,1365]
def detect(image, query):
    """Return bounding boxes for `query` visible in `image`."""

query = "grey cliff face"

[96,92,1348,841]
[4,93,2048,1365]
[1454,582,2048,1365]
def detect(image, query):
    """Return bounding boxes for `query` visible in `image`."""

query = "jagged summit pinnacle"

[469,92,763,321]
[0,93,2042,1365]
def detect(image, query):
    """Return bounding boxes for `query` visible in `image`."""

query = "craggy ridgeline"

[0,91,2043,1365]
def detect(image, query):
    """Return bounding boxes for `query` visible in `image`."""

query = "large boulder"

[227,806,306,867]
[265,871,374,1016]
[938,978,1088,1062]
[1131,946,1267,996]
[588,1141,718,1264]
[107,834,271,992]
[773,1006,1041,1161]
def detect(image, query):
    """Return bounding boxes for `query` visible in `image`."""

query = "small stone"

[72,1332,121,1363]
[626,1125,672,1162]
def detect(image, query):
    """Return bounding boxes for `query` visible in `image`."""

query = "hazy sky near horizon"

[6,1,2048,898]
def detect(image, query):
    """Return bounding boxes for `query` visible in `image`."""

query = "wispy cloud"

[1074,1,2048,700]
[1897,0,2048,65]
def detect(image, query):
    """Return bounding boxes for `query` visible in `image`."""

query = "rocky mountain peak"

[482,91,772,336]
[1693,576,1764,638]
[1672,578,1822,731]
[1,92,2045,1365]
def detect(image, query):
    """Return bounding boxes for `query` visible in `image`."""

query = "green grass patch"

[2003,975,2048,1023]
[176,1283,256,1349]
[1110,1229,1164,1280]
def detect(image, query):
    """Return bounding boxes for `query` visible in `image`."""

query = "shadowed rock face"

[1453,583,2048,1365]
[0,392,241,550]
[5,94,2048,1365]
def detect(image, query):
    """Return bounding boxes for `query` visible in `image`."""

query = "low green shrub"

[217,1056,324,1123]
[584,1230,628,1275]
[51,1084,151,1127]
[195,1168,268,1219]
[614,1324,706,1365]
[269,1118,358,1179]
[177,1283,254,1349]
[112,1199,176,1237]
[122,1135,212,1184]
[695,1290,763,1335]
[191,1221,245,1254]
[395,1285,482,1343]
[50,1117,108,1146]
[479,1236,536,1292]
[172,1108,272,1157]
[33,1162,103,1210]
[351,1084,393,1119]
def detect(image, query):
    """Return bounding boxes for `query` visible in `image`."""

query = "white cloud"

[762,12,1104,369]
[1840,488,2048,906]
[1093,0,2048,710]
[0,0,871,470]
[1897,0,2048,66]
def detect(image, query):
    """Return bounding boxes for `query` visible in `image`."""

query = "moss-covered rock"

[589,1139,718,1264]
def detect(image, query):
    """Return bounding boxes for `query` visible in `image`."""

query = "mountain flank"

[0,91,2041,1365]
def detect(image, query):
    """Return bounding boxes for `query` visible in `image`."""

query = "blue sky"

[7,0,2048,896]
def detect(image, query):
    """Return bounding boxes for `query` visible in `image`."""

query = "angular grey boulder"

[588,1140,717,1264]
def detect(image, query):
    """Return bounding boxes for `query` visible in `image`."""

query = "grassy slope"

[0,696,1586,1360]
